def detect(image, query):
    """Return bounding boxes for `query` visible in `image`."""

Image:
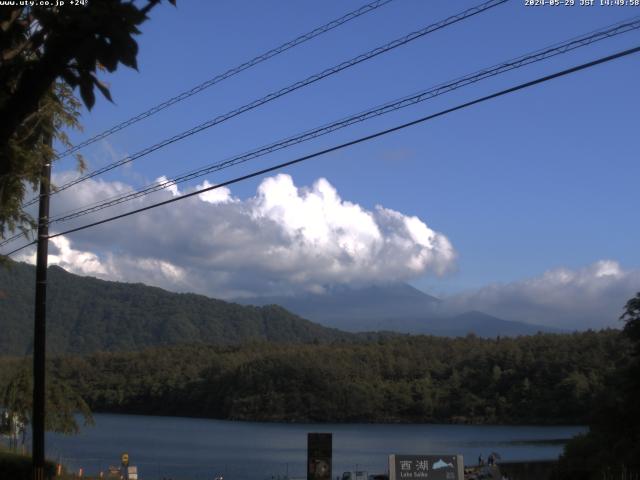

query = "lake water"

[40,413,585,480]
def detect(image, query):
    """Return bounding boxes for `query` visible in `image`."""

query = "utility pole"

[33,133,51,480]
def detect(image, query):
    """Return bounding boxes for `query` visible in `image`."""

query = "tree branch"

[0,8,21,33]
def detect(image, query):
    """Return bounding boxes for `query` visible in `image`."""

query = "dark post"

[33,147,51,480]
[307,433,332,480]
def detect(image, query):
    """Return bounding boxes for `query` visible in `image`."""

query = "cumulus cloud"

[15,236,190,289]
[195,179,234,204]
[18,236,107,277]
[446,260,640,329]
[156,176,181,197]
[15,172,455,298]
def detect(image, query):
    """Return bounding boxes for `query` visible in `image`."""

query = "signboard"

[389,455,463,480]
[121,453,129,466]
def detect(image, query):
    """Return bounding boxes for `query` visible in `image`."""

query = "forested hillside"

[0,329,625,425]
[554,293,640,479]
[0,262,352,355]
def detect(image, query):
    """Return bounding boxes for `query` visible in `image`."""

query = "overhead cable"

[22,0,508,208]
[6,45,639,257]
[15,44,633,249]
[44,16,640,225]
[50,0,397,162]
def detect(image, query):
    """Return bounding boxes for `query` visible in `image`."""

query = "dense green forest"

[554,293,640,479]
[0,262,354,355]
[0,329,626,425]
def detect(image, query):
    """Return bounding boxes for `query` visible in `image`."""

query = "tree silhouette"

[1,363,93,450]
[0,0,174,238]
[555,292,640,479]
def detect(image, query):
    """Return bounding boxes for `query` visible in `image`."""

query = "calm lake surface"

[42,413,585,480]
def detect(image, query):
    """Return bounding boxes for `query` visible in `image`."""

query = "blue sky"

[13,0,640,328]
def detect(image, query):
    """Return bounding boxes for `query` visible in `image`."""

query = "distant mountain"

[238,283,440,330]
[0,262,560,357]
[237,284,560,337]
[0,262,352,355]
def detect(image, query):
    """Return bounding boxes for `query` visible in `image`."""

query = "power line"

[0,231,27,248]
[4,15,638,250]
[50,0,396,162]
[19,0,393,210]
[43,16,640,225]
[4,240,36,257]
[22,0,507,208]
[23,45,635,247]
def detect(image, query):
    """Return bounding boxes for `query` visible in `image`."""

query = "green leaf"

[79,77,95,110]
[93,76,113,103]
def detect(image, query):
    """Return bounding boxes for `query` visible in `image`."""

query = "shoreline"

[499,460,558,480]
[36,415,576,480]
[86,409,588,428]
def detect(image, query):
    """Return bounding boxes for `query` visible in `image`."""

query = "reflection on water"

[41,413,585,480]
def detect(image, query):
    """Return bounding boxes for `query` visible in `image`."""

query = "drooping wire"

[0,231,27,247]
[4,240,36,257]
[25,45,639,247]
[6,45,639,256]
[4,13,638,247]
[47,0,397,162]
[21,0,508,208]
[43,16,640,225]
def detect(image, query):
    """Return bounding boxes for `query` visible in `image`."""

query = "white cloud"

[15,172,455,298]
[11,170,637,331]
[15,236,188,288]
[196,180,234,204]
[446,260,640,329]
[17,236,107,277]
[156,176,181,197]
